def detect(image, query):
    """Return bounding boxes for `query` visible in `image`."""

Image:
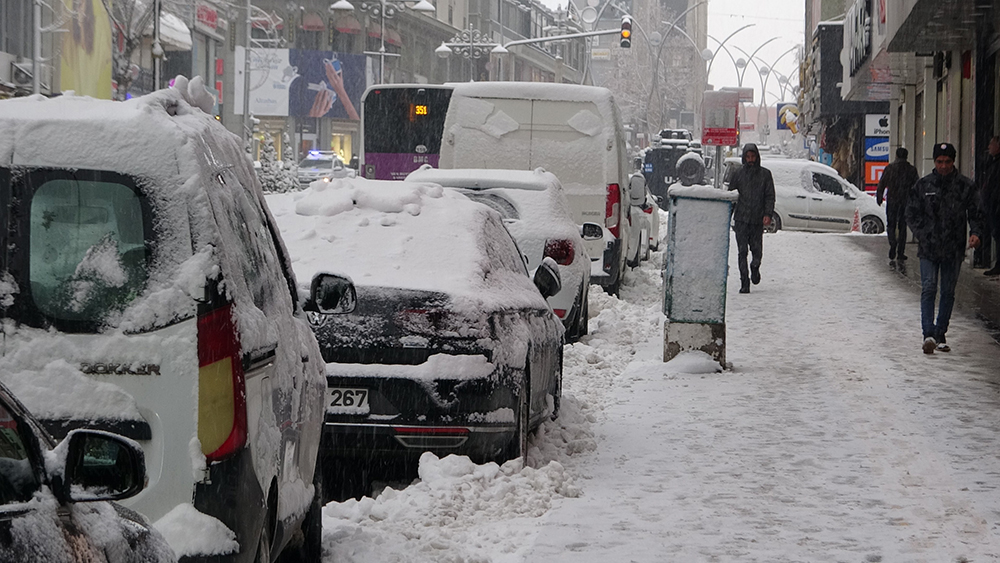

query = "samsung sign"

[846,0,871,77]
[864,137,889,161]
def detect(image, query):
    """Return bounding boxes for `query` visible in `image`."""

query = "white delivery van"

[0,79,330,563]
[438,82,642,295]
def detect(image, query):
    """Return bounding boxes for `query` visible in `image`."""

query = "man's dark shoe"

[750,266,761,285]
[984,266,1000,276]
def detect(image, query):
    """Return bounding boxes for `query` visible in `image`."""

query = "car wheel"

[640,228,650,261]
[276,457,323,563]
[861,215,884,234]
[500,373,529,464]
[603,274,621,297]
[253,502,273,563]
[764,212,781,234]
[578,289,589,338]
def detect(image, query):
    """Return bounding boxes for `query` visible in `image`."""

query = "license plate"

[327,387,370,413]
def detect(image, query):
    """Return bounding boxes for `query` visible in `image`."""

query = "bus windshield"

[361,86,452,180]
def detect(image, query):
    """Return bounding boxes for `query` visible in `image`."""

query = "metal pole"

[242,0,252,144]
[379,0,386,83]
[714,145,722,189]
[32,0,41,94]
[153,0,161,89]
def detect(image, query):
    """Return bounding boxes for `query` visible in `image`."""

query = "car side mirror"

[628,173,646,206]
[304,273,357,314]
[533,257,562,299]
[58,430,147,503]
[845,192,857,200]
[580,222,603,241]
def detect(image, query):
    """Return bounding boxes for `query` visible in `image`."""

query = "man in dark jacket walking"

[978,136,1000,275]
[905,142,984,354]
[876,147,919,261]
[727,143,775,294]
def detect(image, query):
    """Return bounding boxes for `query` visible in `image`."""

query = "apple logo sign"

[879,116,888,127]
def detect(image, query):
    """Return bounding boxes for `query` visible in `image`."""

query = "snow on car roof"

[266,177,548,312]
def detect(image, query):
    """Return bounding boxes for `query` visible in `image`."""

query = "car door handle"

[796,195,807,199]
[812,198,823,201]
[244,344,277,374]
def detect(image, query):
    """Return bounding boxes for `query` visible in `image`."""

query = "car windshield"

[3,169,153,333]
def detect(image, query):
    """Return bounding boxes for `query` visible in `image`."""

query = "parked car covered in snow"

[0,78,327,563]
[267,178,564,478]
[0,380,175,563]
[723,157,886,234]
[405,166,597,342]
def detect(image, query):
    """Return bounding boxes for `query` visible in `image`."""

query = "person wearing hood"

[727,143,776,294]
[905,142,984,354]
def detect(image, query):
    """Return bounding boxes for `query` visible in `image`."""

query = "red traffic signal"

[620,16,632,48]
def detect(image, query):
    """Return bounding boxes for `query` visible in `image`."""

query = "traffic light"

[620,16,632,49]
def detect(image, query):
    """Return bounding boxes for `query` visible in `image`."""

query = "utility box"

[663,185,737,367]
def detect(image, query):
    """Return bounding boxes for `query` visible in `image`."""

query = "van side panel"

[441,97,533,170]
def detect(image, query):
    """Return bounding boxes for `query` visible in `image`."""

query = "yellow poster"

[60,0,113,98]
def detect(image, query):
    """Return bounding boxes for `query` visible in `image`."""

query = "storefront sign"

[865,161,886,184]
[845,0,871,77]
[591,49,611,61]
[864,137,889,161]
[196,4,218,31]
[865,114,890,137]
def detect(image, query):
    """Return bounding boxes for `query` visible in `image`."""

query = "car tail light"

[392,426,470,449]
[605,183,621,238]
[552,309,567,319]
[197,303,247,463]
[642,205,654,214]
[543,239,574,266]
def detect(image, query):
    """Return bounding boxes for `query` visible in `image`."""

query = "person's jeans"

[734,221,763,283]
[919,256,962,341]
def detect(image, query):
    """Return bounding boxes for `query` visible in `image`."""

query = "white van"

[0,80,329,563]
[438,82,642,295]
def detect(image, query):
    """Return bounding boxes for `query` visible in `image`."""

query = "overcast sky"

[706,0,806,106]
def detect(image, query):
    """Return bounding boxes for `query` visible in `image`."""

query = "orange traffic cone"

[851,207,861,232]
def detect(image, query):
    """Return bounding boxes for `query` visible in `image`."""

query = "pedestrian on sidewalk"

[905,142,984,354]
[876,147,919,261]
[728,143,775,294]
[978,136,1000,275]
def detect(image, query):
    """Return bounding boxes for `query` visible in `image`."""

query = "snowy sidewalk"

[322,230,1000,563]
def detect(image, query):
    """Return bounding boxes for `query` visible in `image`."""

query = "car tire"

[640,228,650,261]
[603,273,621,297]
[253,498,274,563]
[277,457,323,563]
[551,349,563,421]
[500,373,529,464]
[764,212,781,234]
[861,215,884,234]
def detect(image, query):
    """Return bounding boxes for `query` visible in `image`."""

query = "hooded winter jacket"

[905,167,984,262]
[727,143,775,225]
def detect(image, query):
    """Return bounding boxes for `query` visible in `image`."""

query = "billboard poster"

[235,48,364,120]
[776,103,800,133]
[60,0,113,98]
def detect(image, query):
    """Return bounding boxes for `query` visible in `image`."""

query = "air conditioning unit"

[11,62,33,86]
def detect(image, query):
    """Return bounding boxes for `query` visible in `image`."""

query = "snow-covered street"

[321,226,1000,562]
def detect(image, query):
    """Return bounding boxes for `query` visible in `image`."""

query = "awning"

[334,15,362,34]
[367,27,402,46]
[301,12,325,31]
[144,11,192,51]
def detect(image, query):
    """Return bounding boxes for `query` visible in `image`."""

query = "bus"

[360,84,453,180]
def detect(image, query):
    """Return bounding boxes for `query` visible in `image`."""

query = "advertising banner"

[865,114,890,137]
[702,90,739,146]
[60,0,113,99]
[776,103,800,133]
[864,137,889,161]
[235,48,364,120]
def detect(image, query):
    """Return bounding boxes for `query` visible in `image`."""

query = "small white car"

[406,166,597,342]
[724,157,886,234]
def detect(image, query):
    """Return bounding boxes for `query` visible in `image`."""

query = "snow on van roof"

[450,82,615,103]
[266,177,548,312]
[404,167,557,191]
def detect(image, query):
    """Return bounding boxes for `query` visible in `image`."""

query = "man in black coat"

[876,147,919,261]
[978,136,1000,275]
[905,142,984,354]
[727,143,775,294]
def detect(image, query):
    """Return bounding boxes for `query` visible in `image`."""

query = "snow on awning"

[301,12,325,31]
[335,15,362,34]
[144,11,193,51]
